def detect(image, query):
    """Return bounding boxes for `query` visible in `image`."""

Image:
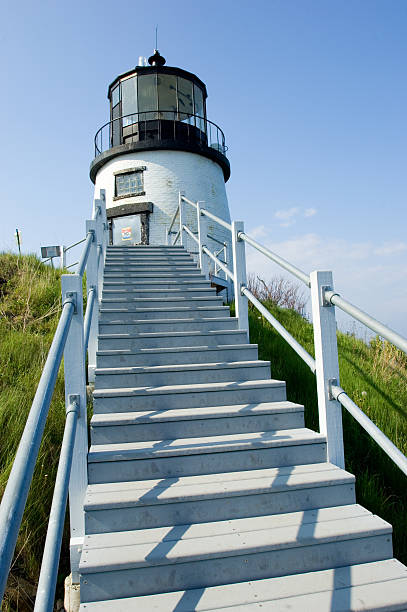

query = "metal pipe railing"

[173,229,181,245]
[242,286,317,373]
[239,232,310,287]
[210,235,227,247]
[34,397,80,612]
[183,225,199,244]
[201,208,232,231]
[331,384,407,477]
[83,287,96,355]
[203,246,234,282]
[77,230,94,277]
[168,205,180,233]
[181,195,198,210]
[66,261,79,270]
[325,291,407,355]
[64,237,86,253]
[0,300,75,602]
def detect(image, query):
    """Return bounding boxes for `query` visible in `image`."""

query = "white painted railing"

[0,191,108,609]
[174,191,407,477]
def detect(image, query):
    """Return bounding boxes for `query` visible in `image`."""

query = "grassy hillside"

[247,302,407,562]
[0,253,68,611]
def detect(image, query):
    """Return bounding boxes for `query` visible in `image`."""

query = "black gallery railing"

[94,111,227,157]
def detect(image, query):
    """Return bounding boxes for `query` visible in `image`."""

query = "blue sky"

[0,0,406,334]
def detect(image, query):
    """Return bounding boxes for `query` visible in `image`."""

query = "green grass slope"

[0,253,68,611]
[248,302,407,563]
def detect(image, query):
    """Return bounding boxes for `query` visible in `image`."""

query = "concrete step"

[98,318,240,337]
[102,287,217,298]
[93,378,287,413]
[79,559,407,611]
[94,360,271,388]
[84,462,354,534]
[87,427,325,483]
[100,296,224,309]
[103,279,212,290]
[96,344,259,367]
[99,306,231,322]
[79,505,392,601]
[90,400,304,443]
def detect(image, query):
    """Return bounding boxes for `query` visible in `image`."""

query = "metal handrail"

[64,237,86,253]
[77,230,95,277]
[242,286,317,372]
[201,208,232,231]
[326,291,407,355]
[94,111,227,157]
[34,397,80,611]
[209,235,227,247]
[183,225,199,244]
[203,246,234,282]
[181,195,198,210]
[168,205,180,233]
[331,384,407,476]
[173,229,181,245]
[0,300,75,601]
[239,232,311,287]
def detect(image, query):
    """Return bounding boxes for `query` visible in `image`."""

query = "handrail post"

[94,200,104,303]
[165,226,169,245]
[179,191,186,246]
[61,274,88,584]
[60,245,66,270]
[85,220,98,382]
[197,201,209,278]
[310,270,345,469]
[232,221,249,340]
[99,189,108,257]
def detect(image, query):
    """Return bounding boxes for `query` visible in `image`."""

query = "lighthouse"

[90,50,231,266]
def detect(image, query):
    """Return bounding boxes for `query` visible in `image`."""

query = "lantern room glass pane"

[112,84,120,107]
[158,74,177,120]
[111,104,121,147]
[177,77,193,122]
[121,76,138,126]
[137,74,158,119]
[194,84,204,130]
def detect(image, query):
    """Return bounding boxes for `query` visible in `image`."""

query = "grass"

[247,301,407,562]
[0,253,74,611]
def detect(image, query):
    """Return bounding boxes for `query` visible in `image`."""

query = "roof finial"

[148,49,166,67]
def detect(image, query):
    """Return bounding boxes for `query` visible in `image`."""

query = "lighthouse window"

[194,84,204,129]
[177,77,193,121]
[158,74,177,120]
[115,170,144,197]
[112,84,120,107]
[121,76,138,126]
[138,74,158,118]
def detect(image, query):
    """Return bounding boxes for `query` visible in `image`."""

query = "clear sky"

[0,0,406,335]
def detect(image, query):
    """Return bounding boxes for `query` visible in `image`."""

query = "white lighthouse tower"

[90,50,231,267]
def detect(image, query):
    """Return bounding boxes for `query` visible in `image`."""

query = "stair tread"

[88,427,325,462]
[97,343,257,356]
[78,559,407,611]
[91,401,303,426]
[84,462,353,510]
[101,296,222,302]
[100,306,229,312]
[93,378,285,398]
[80,505,390,573]
[98,321,240,333]
[95,360,270,376]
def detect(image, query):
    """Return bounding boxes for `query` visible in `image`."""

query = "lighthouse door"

[112,214,142,246]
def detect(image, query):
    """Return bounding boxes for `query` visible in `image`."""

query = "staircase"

[79,245,407,610]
